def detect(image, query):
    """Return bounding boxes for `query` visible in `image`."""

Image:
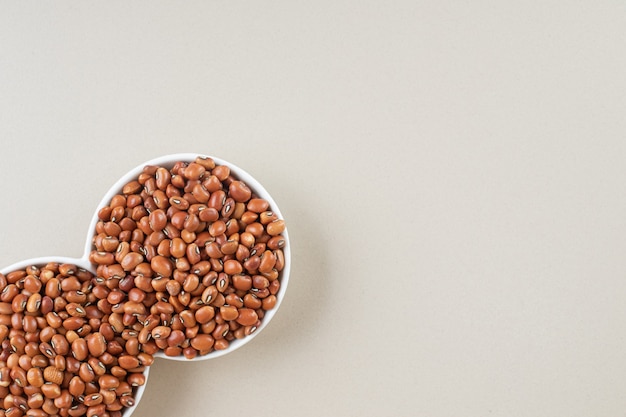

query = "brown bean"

[245,222,264,238]
[247,198,269,213]
[127,288,145,304]
[26,368,44,388]
[262,295,277,310]
[194,306,215,324]
[211,165,229,181]
[43,366,63,385]
[119,217,136,232]
[200,174,220,193]
[22,315,37,333]
[169,237,187,258]
[157,238,172,257]
[183,347,198,360]
[214,273,228,293]
[180,228,196,243]
[154,301,174,315]
[37,341,55,359]
[212,323,230,340]
[87,333,106,357]
[220,240,238,255]
[127,372,146,387]
[11,293,28,313]
[258,250,277,274]
[63,316,85,331]
[122,180,142,195]
[68,376,85,397]
[50,335,69,356]
[198,206,219,222]
[153,189,169,209]
[125,338,140,356]
[0,302,12,315]
[24,294,41,314]
[208,220,226,238]
[117,355,140,370]
[169,196,189,210]
[151,326,171,340]
[155,167,171,190]
[231,275,251,292]
[83,393,103,407]
[243,294,262,310]
[150,255,173,278]
[65,303,86,318]
[223,260,243,275]
[239,232,255,248]
[182,162,205,180]
[220,306,239,321]
[166,329,185,347]
[179,310,197,328]
[27,393,45,409]
[229,181,252,202]
[90,251,115,266]
[240,211,257,226]
[181,274,198,294]
[164,280,181,297]
[186,243,202,265]
[23,274,42,293]
[148,209,167,232]
[78,362,96,389]
[137,352,154,367]
[190,334,214,351]
[120,252,143,272]
[88,358,106,377]
[41,383,61,399]
[205,241,223,259]
[86,403,106,417]
[225,293,244,308]
[71,338,88,361]
[45,312,62,329]
[252,275,270,290]
[183,213,200,233]
[267,236,286,250]
[267,219,286,236]
[208,190,226,211]
[98,374,119,391]
[259,211,279,225]
[103,221,122,237]
[236,308,258,326]
[273,249,286,272]
[0,324,8,342]
[214,338,230,350]
[210,292,225,308]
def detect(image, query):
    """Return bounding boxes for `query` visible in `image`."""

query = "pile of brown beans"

[0,263,147,417]
[89,156,287,359]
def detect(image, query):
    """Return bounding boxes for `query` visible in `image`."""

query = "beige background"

[1,1,626,416]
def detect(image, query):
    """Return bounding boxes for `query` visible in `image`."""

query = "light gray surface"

[1,2,626,416]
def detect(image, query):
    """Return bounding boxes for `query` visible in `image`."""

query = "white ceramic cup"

[0,153,290,415]
[0,256,149,417]
[85,153,290,362]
